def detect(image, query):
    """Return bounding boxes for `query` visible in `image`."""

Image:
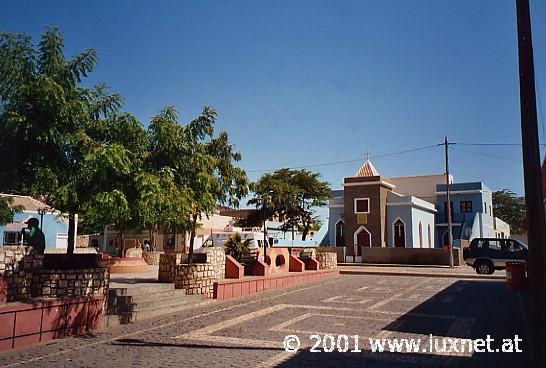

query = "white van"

[205,231,266,249]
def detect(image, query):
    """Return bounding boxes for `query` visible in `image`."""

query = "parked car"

[463,238,528,274]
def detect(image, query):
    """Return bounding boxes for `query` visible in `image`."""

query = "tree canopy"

[248,168,331,240]
[0,28,249,260]
[492,189,526,234]
[0,197,23,226]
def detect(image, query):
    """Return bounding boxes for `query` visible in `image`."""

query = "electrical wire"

[246,143,442,173]
[451,146,522,162]
[246,140,536,174]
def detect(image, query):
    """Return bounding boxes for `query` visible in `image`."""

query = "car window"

[508,241,522,251]
[476,240,489,249]
[486,240,501,251]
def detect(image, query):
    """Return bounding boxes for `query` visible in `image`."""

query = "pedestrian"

[143,240,151,252]
[21,218,45,254]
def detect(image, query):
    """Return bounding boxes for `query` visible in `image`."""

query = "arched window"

[335,219,345,247]
[419,221,423,248]
[393,218,405,247]
[428,224,432,248]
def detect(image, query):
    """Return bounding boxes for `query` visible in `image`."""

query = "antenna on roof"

[366,150,370,161]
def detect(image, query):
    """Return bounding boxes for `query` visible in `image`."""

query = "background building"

[436,182,510,247]
[0,194,74,249]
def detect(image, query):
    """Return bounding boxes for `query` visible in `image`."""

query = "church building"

[327,160,437,262]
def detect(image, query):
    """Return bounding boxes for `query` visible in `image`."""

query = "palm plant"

[223,232,251,262]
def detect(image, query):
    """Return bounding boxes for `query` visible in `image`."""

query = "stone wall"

[316,251,338,270]
[197,247,225,279]
[32,268,109,298]
[0,246,42,302]
[143,251,163,265]
[173,248,226,297]
[174,263,216,297]
[0,246,109,303]
[158,252,187,282]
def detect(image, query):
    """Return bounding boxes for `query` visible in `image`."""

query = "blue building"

[386,192,436,249]
[326,160,511,262]
[0,194,75,249]
[435,182,510,247]
[327,160,437,262]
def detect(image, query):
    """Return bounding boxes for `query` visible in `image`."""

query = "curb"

[339,269,505,280]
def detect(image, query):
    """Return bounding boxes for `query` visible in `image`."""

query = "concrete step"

[130,291,190,310]
[109,282,175,297]
[132,294,204,320]
[101,294,207,328]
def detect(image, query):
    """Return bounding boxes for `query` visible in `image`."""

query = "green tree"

[147,106,248,263]
[0,197,23,226]
[0,28,129,253]
[493,189,527,234]
[134,168,191,249]
[223,232,251,262]
[249,168,331,240]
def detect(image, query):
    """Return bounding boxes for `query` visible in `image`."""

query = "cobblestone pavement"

[0,274,529,368]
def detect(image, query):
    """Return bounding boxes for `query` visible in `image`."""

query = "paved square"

[0,275,530,368]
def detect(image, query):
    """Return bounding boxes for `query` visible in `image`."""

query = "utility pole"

[515,1,546,365]
[444,136,454,268]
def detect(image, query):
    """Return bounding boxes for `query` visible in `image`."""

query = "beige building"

[89,210,236,254]
[387,174,453,203]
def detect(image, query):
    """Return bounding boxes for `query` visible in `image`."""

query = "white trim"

[328,204,344,208]
[392,217,406,248]
[344,181,396,189]
[386,202,437,212]
[353,225,371,246]
[354,198,370,214]
[435,189,484,195]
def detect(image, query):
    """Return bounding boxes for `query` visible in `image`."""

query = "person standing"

[21,218,46,254]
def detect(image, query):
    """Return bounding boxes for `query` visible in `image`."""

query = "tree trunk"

[67,213,76,254]
[118,226,125,258]
[187,214,198,264]
[302,227,309,241]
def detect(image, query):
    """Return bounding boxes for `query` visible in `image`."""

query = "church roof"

[354,160,380,178]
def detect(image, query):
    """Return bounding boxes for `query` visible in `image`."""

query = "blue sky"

[2,0,546,208]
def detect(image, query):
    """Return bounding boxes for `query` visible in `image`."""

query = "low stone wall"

[316,252,337,270]
[143,251,163,265]
[174,263,216,297]
[361,247,464,266]
[0,246,110,303]
[158,252,187,282]
[0,246,42,302]
[197,247,225,280]
[32,268,109,298]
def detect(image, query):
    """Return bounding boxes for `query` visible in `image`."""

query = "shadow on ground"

[278,280,529,368]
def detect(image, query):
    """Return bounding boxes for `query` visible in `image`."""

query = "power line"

[455,142,523,146]
[456,142,546,147]
[451,146,522,162]
[246,143,442,173]
[246,140,534,174]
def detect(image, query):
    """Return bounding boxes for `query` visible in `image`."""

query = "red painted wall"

[0,296,104,351]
